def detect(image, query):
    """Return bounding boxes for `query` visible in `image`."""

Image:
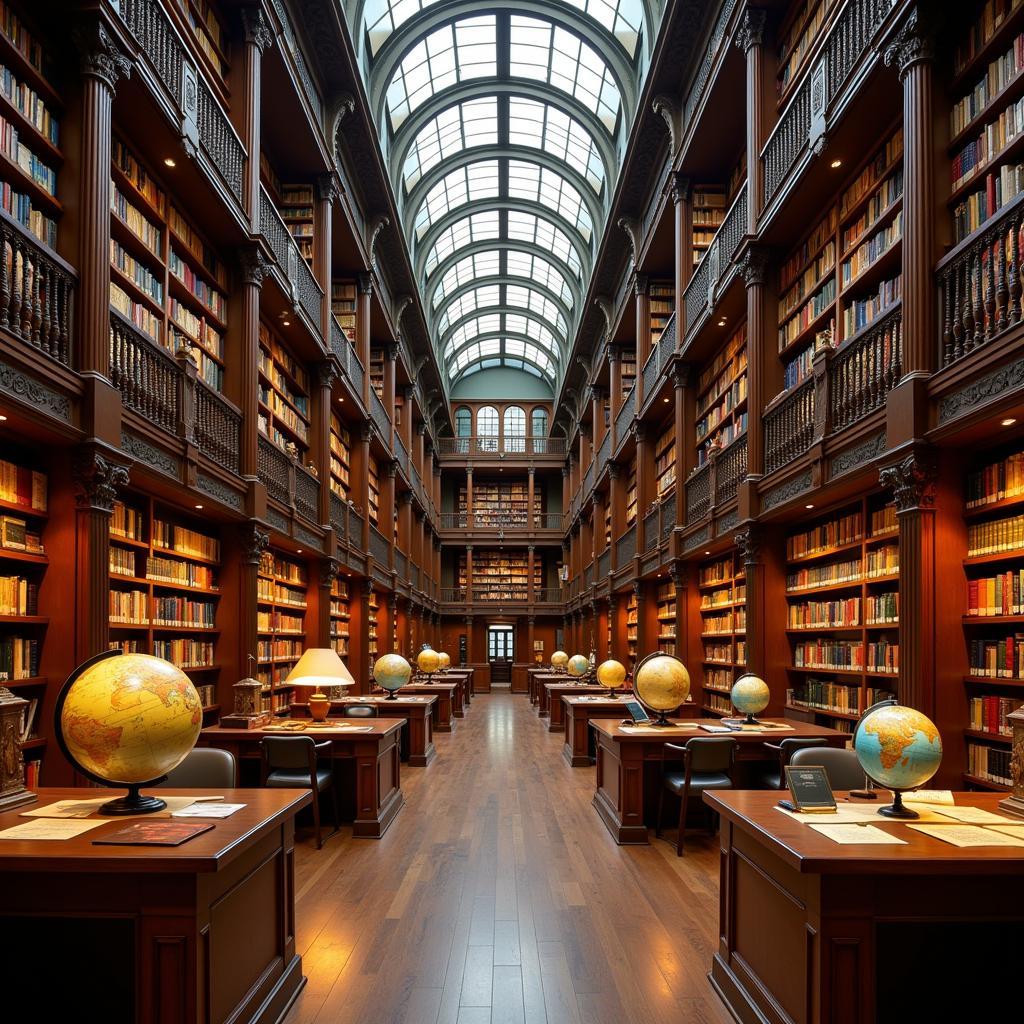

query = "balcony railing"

[439,511,562,530]
[938,198,1024,368]
[370,388,391,439]
[294,465,320,523]
[616,524,637,565]
[641,311,678,403]
[257,436,290,505]
[259,186,323,333]
[194,382,241,475]
[716,435,747,507]
[330,492,347,538]
[598,548,610,578]
[369,525,390,565]
[536,588,562,604]
[395,550,408,581]
[764,378,815,476]
[109,314,178,433]
[830,306,902,430]
[437,436,566,456]
[685,462,712,523]
[615,385,636,447]
[0,215,75,366]
[394,433,409,477]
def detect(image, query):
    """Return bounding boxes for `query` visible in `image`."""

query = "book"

[93,821,215,846]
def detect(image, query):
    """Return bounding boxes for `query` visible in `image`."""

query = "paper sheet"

[902,789,955,806]
[808,823,908,845]
[21,796,198,819]
[775,803,955,824]
[907,824,1024,848]
[985,824,1024,840]
[0,818,108,840]
[619,723,697,733]
[907,804,1018,825]
[171,803,246,818]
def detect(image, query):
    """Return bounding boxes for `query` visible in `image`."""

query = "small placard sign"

[784,765,837,812]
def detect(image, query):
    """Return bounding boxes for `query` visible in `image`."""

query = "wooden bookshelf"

[625,462,637,526]
[330,576,350,660]
[258,321,310,457]
[648,280,673,348]
[626,590,638,668]
[107,496,222,719]
[656,580,677,656]
[0,4,62,251]
[256,547,308,715]
[654,422,676,498]
[775,0,840,106]
[459,549,541,601]
[460,479,541,527]
[110,137,229,392]
[692,186,725,267]
[175,0,230,86]
[695,322,747,464]
[620,350,637,398]
[960,440,1024,789]
[329,412,352,502]
[368,588,380,663]
[368,457,380,526]
[783,496,899,732]
[280,184,314,266]
[696,553,746,715]
[370,348,384,400]
[331,280,358,344]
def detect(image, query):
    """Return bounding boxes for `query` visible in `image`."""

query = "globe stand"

[100,785,167,816]
[383,688,400,701]
[877,790,918,820]
[649,709,675,727]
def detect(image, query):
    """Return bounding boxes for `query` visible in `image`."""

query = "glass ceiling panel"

[437,284,502,335]
[507,98,605,193]
[560,0,644,56]
[505,251,576,307]
[432,251,503,308]
[447,313,503,351]
[424,210,501,274]
[506,211,583,276]
[413,160,501,239]
[505,284,568,334]
[506,159,592,239]
[386,17,496,131]
[509,17,620,132]
[402,97,498,192]
[363,0,445,56]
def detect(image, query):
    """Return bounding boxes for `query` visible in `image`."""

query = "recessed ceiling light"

[663,397,670,403]
[297,549,303,554]
[704,550,711,555]
[0,414,7,422]
[194,504,203,510]
[717,319,727,326]
[830,159,842,169]
[805,503,815,509]
[1002,417,1017,427]
[282,319,291,327]
[164,157,176,168]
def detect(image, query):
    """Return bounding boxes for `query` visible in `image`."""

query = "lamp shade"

[284,648,355,689]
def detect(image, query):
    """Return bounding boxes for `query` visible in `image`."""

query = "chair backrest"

[685,736,737,773]
[778,737,829,765]
[790,746,865,790]
[343,703,378,717]
[261,735,316,770]
[158,747,237,788]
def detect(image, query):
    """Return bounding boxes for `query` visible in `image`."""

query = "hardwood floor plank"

[493,919,522,966]
[461,945,495,1007]
[492,965,527,1024]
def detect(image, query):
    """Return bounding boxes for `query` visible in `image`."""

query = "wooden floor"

[289,692,733,1024]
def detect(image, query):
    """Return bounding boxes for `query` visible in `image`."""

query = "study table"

[386,681,458,731]
[704,790,1024,1023]
[561,695,699,765]
[527,666,546,705]
[201,719,403,837]
[590,718,848,844]
[0,787,310,1024]
[542,682,612,727]
[445,668,474,701]
[290,694,437,766]
[395,674,468,717]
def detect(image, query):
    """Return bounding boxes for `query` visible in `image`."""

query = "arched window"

[531,407,548,453]
[477,405,499,452]
[455,406,472,454]
[504,406,526,453]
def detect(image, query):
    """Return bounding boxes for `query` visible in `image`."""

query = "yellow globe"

[57,653,202,785]
[437,652,451,670]
[374,653,413,693]
[567,654,589,677]
[550,651,569,671]
[596,659,626,691]
[417,648,441,674]
[635,654,690,713]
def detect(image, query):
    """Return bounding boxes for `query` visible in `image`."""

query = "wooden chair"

[656,737,737,856]
[157,747,237,788]
[789,746,866,790]
[260,736,340,849]
[761,737,830,790]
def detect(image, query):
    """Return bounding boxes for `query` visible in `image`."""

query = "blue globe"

[854,705,942,791]
[731,674,769,716]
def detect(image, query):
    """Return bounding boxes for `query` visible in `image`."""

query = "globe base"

[877,791,918,819]
[649,710,676,727]
[101,786,167,815]
[383,690,400,701]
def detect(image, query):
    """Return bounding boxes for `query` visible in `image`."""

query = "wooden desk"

[704,790,1024,1023]
[561,695,699,765]
[291,695,437,766]
[533,674,596,716]
[444,670,473,707]
[202,720,403,838]
[397,682,458,731]
[0,787,309,1024]
[527,667,546,705]
[590,719,848,844]
[543,683,611,728]
[405,674,467,716]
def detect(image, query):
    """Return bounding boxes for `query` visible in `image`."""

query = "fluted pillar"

[240,6,273,231]
[357,275,373,406]
[735,7,767,231]
[238,248,270,479]
[736,526,763,678]
[237,522,270,678]
[738,248,770,485]
[315,363,335,525]
[634,275,650,402]
[315,175,336,338]
[670,174,692,319]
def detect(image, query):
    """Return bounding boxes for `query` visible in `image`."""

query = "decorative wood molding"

[73,449,129,512]
[240,5,275,52]
[265,507,289,531]
[75,18,132,90]
[761,469,813,511]
[617,218,641,265]
[0,361,72,421]
[120,430,181,478]
[733,7,767,53]
[651,95,682,154]
[736,246,770,288]
[879,449,937,512]
[938,357,1024,423]
[295,524,321,549]
[197,472,244,510]
[239,523,270,564]
[684,525,711,550]
[735,525,761,565]
[882,7,934,81]
[238,246,271,287]
[829,431,887,478]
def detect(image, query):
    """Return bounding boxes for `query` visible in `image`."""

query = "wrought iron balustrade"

[194,383,240,474]
[764,378,815,475]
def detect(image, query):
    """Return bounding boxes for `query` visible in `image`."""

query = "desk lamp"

[285,648,355,722]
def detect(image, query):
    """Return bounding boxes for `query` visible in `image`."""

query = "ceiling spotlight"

[164,157,176,168]
[0,414,7,422]
[830,159,842,169]
[663,397,670,403]
[704,550,711,555]
[297,549,303,554]
[1002,417,1017,427]
[805,503,815,510]
[194,504,203,510]
[717,318,727,326]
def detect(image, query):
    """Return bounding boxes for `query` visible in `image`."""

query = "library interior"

[0,0,1023,1021]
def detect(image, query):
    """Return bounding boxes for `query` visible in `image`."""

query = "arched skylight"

[402,97,498,191]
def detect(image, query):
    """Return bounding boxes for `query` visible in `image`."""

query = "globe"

[551,651,569,672]
[437,652,451,670]
[731,673,770,723]
[634,653,690,726]
[596,659,626,695]
[374,653,412,699]
[55,650,202,814]
[854,703,943,818]
[566,654,589,678]
[417,648,441,675]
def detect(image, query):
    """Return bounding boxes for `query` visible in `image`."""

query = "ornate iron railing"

[395,550,408,581]
[259,187,291,270]
[597,429,611,477]
[716,435,747,506]
[598,548,610,578]
[0,216,75,365]
[348,505,362,542]
[394,433,409,477]
[615,384,635,446]
[616,524,637,565]
[330,492,346,538]
[109,314,178,432]
[643,507,659,551]
[685,463,712,523]
[720,183,747,263]
[196,79,244,204]
[257,437,290,505]
[661,493,677,541]
[369,526,390,565]
[370,388,391,438]
[764,377,815,475]
[683,0,739,127]
[684,239,713,336]
[830,307,902,430]
[294,250,323,331]
[194,383,240,474]
[294,465,320,523]
[436,436,566,455]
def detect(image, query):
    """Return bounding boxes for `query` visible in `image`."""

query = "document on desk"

[808,823,907,844]
[172,803,246,818]
[909,804,1018,824]
[775,804,881,823]
[985,824,1024,840]
[620,724,697,733]
[907,824,1024,847]
[0,818,108,840]
[21,796,199,819]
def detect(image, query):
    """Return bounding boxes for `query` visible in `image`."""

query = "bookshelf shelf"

[695,553,746,708]
[626,590,638,667]
[461,479,542,527]
[696,323,747,461]
[656,580,677,656]
[258,322,311,457]
[692,186,725,267]
[964,728,1012,744]
[257,547,309,713]
[648,280,673,349]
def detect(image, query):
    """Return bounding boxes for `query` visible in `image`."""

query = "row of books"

[109,589,147,624]
[0,115,56,193]
[257,638,303,660]
[951,95,1024,191]
[865,592,899,624]
[968,513,1024,557]
[111,239,162,304]
[786,557,862,592]
[782,329,832,390]
[701,612,735,636]
[778,278,836,350]
[954,1,1024,75]
[696,350,748,418]
[111,181,161,255]
[840,274,901,336]
[699,559,734,587]
[967,740,1012,785]
[0,65,58,145]
[695,374,747,440]
[169,298,223,355]
[260,692,292,712]
[969,694,1023,736]
[18,695,37,740]
[792,638,899,672]
[703,641,732,663]
[195,683,217,709]
[776,0,838,95]
[153,521,220,561]
[0,635,37,678]
[258,551,307,585]
[838,129,903,218]
[111,282,160,341]
[700,590,732,609]
[146,556,217,590]
[787,512,862,559]
[697,415,747,464]
[168,206,225,285]
[0,179,54,247]
[952,164,1024,242]
[112,501,144,540]
[0,574,36,615]
[0,463,45,514]
[0,514,42,553]
[112,137,165,215]
[697,324,746,393]
[257,610,304,633]
[969,630,1024,677]
[787,598,860,629]
[704,691,732,715]
[703,667,733,692]
[950,32,1024,138]
[109,547,136,577]
[840,168,903,252]
[780,206,838,291]
[152,638,213,667]
[779,240,835,321]
[866,545,900,577]
[966,572,1024,616]
[870,506,897,534]
[787,677,862,715]
[152,596,216,628]
[967,450,1024,507]
[840,210,902,287]
[169,249,226,320]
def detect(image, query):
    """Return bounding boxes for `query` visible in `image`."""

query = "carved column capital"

[735,525,761,566]
[385,459,399,479]
[358,273,374,296]
[671,363,692,390]
[238,523,270,565]
[879,450,938,512]
[75,19,132,90]
[883,8,935,81]
[668,171,691,205]
[239,246,271,287]
[737,246,771,288]
[734,7,768,53]
[318,361,338,390]
[73,450,129,513]
[240,5,275,51]
[608,461,620,480]
[633,272,650,297]
[399,489,414,506]
[315,173,339,204]
[320,557,341,588]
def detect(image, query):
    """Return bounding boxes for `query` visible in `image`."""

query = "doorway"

[488,625,514,686]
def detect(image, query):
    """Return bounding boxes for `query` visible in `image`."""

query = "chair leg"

[656,786,665,838]
[676,787,690,857]
[312,788,322,850]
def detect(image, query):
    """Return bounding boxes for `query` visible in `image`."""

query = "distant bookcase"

[656,580,677,656]
[330,412,352,501]
[459,550,541,601]
[961,440,1024,790]
[256,548,308,714]
[280,184,313,266]
[697,553,746,715]
[258,321,310,458]
[625,463,637,525]
[692,186,725,267]
[775,0,839,105]
[620,351,637,398]
[695,322,747,465]
[649,280,674,348]
[368,589,379,664]
[108,495,222,720]
[368,457,380,526]
[654,422,676,498]
[625,590,638,668]
[177,0,230,84]
[330,576,350,659]
[460,479,541,527]
[332,280,358,344]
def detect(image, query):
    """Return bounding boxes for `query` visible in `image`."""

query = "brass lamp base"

[308,692,331,722]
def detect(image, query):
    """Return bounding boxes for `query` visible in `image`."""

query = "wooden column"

[239,6,272,232]
[465,545,474,601]
[632,581,646,656]
[591,385,607,451]
[634,275,650,403]
[357,275,373,406]
[398,489,413,570]
[736,525,764,679]
[236,522,270,678]
[357,424,372,550]
[317,558,339,648]
[381,461,397,570]
[74,19,130,377]
[527,615,536,669]
[528,545,536,602]
[579,423,592,476]
[401,385,415,454]
[238,248,269,479]
[884,10,934,376]
[672,365,690,526]
[465,467,474,526]
[315,363,334,525]
[735,7,767,231]
[314,175,336,337]
[634,424,650,532]
[671,174,692,317]
[738,248,770,486]
[594,489,607,562]
[383,344,398,446]
[73,449,128,662]
[608,462,623,571]
[609,346,623,425]
[880,449,938,716]
[527,467,536,527]
[561,465,570,518]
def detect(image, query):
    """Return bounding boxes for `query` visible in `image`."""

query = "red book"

[93,821,214,846]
